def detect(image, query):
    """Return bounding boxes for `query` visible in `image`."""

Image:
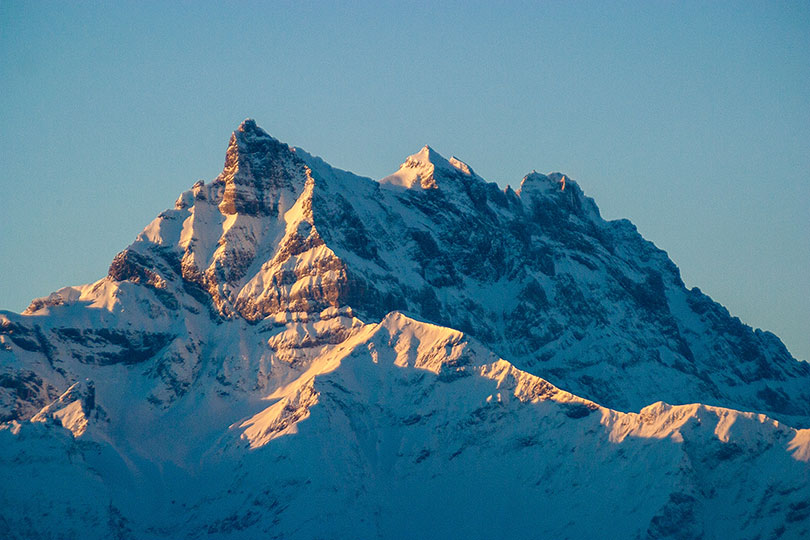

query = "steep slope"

[1,119,809,538]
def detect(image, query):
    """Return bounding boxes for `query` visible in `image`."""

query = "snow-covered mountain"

[1,119,808,539]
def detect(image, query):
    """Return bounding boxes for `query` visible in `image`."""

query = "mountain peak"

[238,117,258,130]
[381,144,477,190]
[216,119,308,215]
[234,118,272,141]
[410,144,441,163]
[518,171,577,196]
[404,144,450,170]
[517,171,601,221]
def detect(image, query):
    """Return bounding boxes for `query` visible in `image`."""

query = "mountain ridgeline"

[1,120,808,539]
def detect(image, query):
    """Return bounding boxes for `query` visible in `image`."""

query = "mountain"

[1,119,808,539]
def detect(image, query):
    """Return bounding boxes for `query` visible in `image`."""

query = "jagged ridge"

[1,119,809,538]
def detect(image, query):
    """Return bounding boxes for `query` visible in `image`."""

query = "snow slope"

[2,312,808,539]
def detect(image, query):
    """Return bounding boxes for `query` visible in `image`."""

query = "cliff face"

[1,120,808,539]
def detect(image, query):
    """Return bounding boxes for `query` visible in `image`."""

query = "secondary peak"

[380,144,480,190]
[404,145,449,169]
[518,171,567,194]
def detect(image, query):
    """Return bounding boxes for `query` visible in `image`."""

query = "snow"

[380,145,478,190]
[789,429,810,461]
[2,120,809,538]
[30,382,89,437]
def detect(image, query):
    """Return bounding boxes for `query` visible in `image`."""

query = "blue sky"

[1,1,808,360]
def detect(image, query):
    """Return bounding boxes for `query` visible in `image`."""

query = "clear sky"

[1,1,808,360]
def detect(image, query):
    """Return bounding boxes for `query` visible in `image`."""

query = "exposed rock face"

[217,118,309,216]
[1,120,808,539]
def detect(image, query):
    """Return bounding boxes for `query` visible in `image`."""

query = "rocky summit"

[1,120,808,539]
